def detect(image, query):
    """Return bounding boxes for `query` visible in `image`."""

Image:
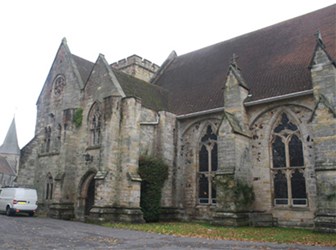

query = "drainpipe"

[176,107,224,120]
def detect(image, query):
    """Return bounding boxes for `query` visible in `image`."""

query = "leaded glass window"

[271,113,307,207]
[198,125,217,204]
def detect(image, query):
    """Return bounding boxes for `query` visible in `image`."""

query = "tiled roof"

[72,55,94,84]
[113,69,168,111]
[72,54,168,111]
[155,5,336,115]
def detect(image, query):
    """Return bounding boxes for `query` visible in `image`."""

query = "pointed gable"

[309,30,336,69]
[226,54,248,90]
[155,5,336,115]
[0,118,20,155]
[37,38,89,105]
[84,54,125,99]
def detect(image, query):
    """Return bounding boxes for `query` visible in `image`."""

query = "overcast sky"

[0,0,335,148]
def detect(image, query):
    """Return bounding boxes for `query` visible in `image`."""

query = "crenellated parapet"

[111,55,160,82]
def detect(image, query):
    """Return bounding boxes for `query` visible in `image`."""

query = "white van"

[0,187,38,216]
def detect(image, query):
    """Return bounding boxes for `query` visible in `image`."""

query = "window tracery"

[53,75,66,96]
[271,113,307,207]
[198,125,217,204]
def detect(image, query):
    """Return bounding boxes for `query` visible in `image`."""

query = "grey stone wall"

[176,116,222,220]
[248,98,317,227]
[310,45,336,232]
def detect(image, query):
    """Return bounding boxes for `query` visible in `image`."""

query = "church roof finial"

[315,30,325,48]
[230,53,240,70]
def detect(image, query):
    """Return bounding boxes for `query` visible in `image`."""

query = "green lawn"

[103,222,336,247]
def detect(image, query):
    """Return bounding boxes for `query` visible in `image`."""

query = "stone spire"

[0,118,20,155]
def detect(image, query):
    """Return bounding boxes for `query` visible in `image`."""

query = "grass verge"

[103,222,336,247]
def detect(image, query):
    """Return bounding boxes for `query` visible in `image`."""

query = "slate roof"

[0,118,20,155]
[113,69,168,111]
[72,55,95,84]
[155,5,336,115]
[71,54,168,111]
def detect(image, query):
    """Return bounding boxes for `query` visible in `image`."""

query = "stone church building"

[17,5,335,232]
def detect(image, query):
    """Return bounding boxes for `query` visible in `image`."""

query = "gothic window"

[46,173,53,200]
[55,124,62,149]
[44,126,51,152]
[271,113,307,207]
[198,125,218,204]
[89,103,102,146]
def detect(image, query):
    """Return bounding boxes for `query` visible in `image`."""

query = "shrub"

[138,155,169,222]
[73,108,83,128]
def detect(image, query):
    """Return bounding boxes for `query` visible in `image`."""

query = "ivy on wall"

[73,108,83,128]
[138,155,168,222]
[215,175,255,211]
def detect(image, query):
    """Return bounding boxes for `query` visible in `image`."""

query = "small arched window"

[88,103,102,146]
[46,173,53,200]
[198,125,218,204]
[271,113,307,207]
[44,126,52,153]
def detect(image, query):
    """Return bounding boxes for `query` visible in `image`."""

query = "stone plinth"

[88,206,145,224]
[48,202,74,220]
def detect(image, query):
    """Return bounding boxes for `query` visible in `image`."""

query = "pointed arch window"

[271,113,307,207]
[198,125,218,204]
[46,173,53,200]
[89,103,102,146]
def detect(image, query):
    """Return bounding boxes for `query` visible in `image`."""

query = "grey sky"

[0,0,334,147]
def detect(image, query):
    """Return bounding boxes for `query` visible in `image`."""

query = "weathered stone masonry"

[16,5,335,232]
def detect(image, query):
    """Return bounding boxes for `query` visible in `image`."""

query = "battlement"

[111,55,160,82]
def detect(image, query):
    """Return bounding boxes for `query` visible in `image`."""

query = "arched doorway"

[78,171,96,220]
[85,177,95,215]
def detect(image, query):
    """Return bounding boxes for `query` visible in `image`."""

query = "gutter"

[244,89,313,107]
[175,89,314,119]
[176,107,224,120]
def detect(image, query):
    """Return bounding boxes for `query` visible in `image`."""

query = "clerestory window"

[271,113,307,207]
[198,125,218,204]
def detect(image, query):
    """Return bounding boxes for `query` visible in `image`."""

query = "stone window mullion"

[207,146,212,204]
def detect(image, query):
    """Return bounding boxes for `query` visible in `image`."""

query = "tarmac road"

[0,214,334,250]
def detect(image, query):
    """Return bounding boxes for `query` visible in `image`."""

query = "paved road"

[0,215,333,250]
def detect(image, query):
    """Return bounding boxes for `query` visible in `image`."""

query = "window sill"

[196,204,217,207]
[273,206,310,211]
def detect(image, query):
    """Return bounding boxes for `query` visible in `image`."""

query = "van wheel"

[6,206,12,216]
